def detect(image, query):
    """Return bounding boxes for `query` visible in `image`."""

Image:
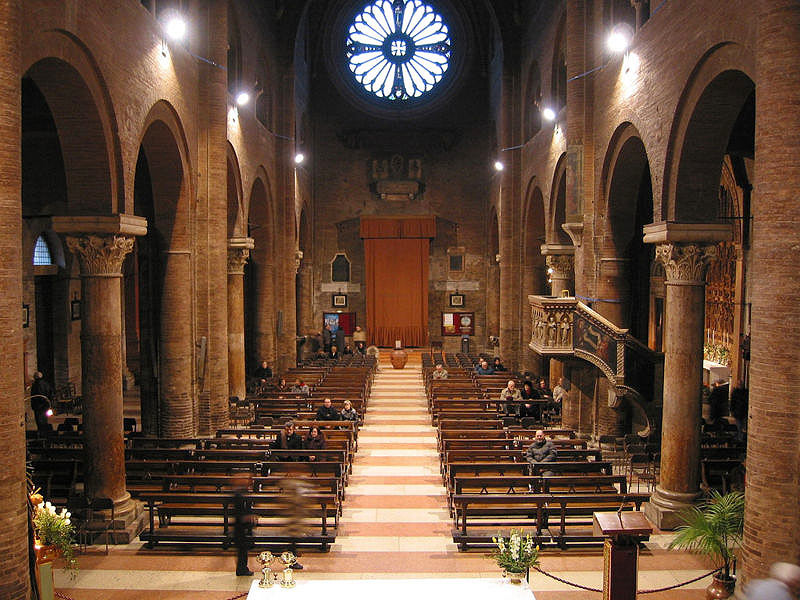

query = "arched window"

[551,18,567,110]
[33,234,53,266]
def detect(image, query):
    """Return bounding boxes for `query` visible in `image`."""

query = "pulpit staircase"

[528,295,664,436]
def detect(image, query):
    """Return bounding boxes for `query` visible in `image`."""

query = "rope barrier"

[532,565,722,594]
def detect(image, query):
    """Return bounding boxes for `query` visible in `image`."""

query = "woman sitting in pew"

[340,399,358,423]
[303,426,326,461]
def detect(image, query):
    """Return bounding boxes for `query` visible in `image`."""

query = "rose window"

[345,0,452,101]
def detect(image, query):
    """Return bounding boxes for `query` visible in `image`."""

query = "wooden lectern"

[593,511,653,600]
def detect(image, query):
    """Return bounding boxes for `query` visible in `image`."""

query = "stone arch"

[296,207,313,335]
[522,182,547,373]
[663,42,755,220]
[247,171,277,370]
[134,101,194,437]
[486,206,501,340]
[22,29,123,213]
[549,154,569,245]
[226,143,244,238]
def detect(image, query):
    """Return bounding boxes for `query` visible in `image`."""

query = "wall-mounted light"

[493,160,504,172]
[236,91,250,106]
[607,23,633,54]
[294,153,305,165]
[542,107,557,122]
[165,16,187,41]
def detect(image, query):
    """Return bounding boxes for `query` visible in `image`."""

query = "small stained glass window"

[346,0,451,101]
[33,234,53,266]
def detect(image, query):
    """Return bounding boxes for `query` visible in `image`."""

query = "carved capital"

[655,243,717,285]
[227,246,251,274]
[66,234,135,276]
[546,254,574,279]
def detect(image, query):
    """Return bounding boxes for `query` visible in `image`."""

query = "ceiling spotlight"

[542,107,557,122]
[494,160,504,172]
[165,17,187,41]
[607,23,633,54]
[294,153,305,165]
[236,91,250,106]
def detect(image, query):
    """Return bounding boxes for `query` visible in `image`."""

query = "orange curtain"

[365,237,430,347]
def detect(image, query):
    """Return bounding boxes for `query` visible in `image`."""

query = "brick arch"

[226,143,244,238]
[247,171,277,368]
[135,102,195,437]
[23,55,118,215]
[601,122,652,253]
[549,153,569,245]
[663,42,755,221]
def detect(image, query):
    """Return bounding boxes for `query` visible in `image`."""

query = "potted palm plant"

[669,490,744,599]
[492,529,540,584]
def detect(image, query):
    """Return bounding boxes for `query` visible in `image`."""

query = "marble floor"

[52,351,712,599]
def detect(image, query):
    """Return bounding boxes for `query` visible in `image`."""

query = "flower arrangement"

[31,494,79,577]
[492,529,540,574]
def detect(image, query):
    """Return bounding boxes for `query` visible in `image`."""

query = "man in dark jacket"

[316,398,340,421]
[30,371,53,433]
[526,430,557,475]
[270,421,303,454]
[232,473,254,576]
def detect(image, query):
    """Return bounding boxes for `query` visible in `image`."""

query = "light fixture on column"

[236,91,250,106]
[493,160,504,172]
[542,106,557,122]
[161,14,187,57]
[607,23,633,54]
[294,152,305,165]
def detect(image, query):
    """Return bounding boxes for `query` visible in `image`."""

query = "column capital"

[65,234,135,276]
[655,243,717,285]
[227,237,254,274]
[546,254,574,279]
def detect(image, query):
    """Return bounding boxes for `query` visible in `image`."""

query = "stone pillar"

[486,255,501,341]
[545,251,573,297]
[742,0,800,583]
[644,241,717,529]
[227,238,253,401]
[0,0,29,594]
[596,257,631,328]
[53,216,147,536]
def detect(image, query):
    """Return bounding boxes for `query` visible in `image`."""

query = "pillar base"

[89,497,147,544]
[644,486,701,530]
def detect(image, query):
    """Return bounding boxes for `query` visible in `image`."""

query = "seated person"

[315,397,340,421]
[328,345,341,360]
[303,426,326,461]
[340,399,358,423]
[431,363,448,379]
[492,357,506,372]
[475,359,494,375]
[537,378,552,398]
[352,326,367,354]
[525,429,557,475]
[290,379,310,396]
[499,379,522,416]
[253,360,272,382]
[519,380,541,420]
[551,377,567,415]
[270,421,303,454]
[342,344,354,355]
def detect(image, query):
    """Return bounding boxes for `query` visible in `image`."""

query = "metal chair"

[86,497,115,554]
[66,495,91,553]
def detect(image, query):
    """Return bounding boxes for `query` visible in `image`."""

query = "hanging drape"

[361,217,434,347]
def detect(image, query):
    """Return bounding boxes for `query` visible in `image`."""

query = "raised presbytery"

[1,0,799,598]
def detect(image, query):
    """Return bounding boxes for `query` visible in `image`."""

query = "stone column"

[0,0,29,594]
[227,238,253,401]
[545,252,573,297]
[644,242,716,528]
[741,0,800,583]
[54,216,147,530]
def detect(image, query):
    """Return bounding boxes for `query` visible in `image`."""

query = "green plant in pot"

[492,529,540,584]
[669,490,744,599]
[32,497,79,577]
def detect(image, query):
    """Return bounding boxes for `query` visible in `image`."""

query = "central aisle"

[324,351,495,576]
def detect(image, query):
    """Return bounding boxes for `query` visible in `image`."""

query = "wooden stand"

[593,511,653,600]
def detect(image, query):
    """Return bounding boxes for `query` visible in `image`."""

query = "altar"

[247,577,535,599]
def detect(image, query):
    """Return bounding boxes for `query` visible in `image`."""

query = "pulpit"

[593,511,653,600]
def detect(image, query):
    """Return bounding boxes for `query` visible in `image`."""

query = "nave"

[52,352,712,600]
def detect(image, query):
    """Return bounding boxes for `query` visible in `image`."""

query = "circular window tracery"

[345,0,452,101]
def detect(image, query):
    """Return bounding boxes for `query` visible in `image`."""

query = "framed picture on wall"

[70,298,82,321]
[333,293,347,307]
[22,304,29,328]
[449,293,464,307]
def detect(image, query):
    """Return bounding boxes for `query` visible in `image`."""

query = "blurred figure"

[745,562,800,600]
[279,478,311,569]
[432,363,448,379]
[30,371,53,433]
[551,377,567,416]
[730,381,748,440]
[232,473,254,576]
[353,326,367,354]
